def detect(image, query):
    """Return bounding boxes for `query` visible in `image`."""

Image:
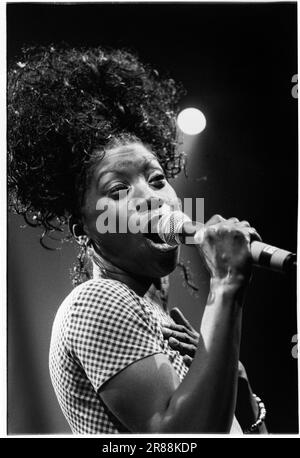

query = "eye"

[149,173,166,189]
[108,184,129,200]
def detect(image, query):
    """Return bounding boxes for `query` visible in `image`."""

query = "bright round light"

[177,108,206,135]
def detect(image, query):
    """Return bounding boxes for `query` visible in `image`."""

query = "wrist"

[208,277,249,309]
[210,276,246,297]
[244,394,267,434]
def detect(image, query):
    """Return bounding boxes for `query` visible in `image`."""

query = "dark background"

[7,2,298,434]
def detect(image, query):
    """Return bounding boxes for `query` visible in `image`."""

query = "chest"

[141,297,189,382]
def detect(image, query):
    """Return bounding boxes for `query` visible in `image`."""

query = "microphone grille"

[157,211,192,246]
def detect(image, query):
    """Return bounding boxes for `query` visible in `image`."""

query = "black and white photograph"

[5,1,299,437]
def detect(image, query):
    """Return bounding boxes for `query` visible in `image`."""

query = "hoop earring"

[71,238,93,287]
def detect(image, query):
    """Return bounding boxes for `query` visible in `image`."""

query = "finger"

[205,214,226,226]
[248,227,262,242]
[163,322,190,334]
[162,324,198,343]
[161,326,173,338]
[162,328,198,346]
[183,355,193,367]
[238,226,262,244]
[162,326,187,340]
[168,337,197,357]
[169,308,195,332]
[227,217,240,224]
[239,220,250,227]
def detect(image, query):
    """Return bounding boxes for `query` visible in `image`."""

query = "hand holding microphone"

[193,214,259,287]
[146,210,296,275]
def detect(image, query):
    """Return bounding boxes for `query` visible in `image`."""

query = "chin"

[145,248,179,278]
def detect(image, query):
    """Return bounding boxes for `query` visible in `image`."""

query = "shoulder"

[67,280,163,366]
[71,278,136,306]
[67,278,149,331]
[70,278,140,313]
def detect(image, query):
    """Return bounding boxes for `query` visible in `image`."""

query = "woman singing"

[8,45,267,434]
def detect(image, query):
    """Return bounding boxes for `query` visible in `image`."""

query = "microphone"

[146,211,296,274]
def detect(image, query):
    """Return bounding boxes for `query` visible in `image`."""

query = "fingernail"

[169,337,179,346]
[162,327,171,337]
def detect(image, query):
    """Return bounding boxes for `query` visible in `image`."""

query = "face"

[81,142,180,279]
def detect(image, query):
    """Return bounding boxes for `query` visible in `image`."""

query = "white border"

[1,0,6,439]
[2,0,299,439]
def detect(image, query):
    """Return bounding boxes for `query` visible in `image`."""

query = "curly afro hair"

[7,45,185,246]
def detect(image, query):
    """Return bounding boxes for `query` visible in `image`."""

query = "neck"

[92,249,157,297]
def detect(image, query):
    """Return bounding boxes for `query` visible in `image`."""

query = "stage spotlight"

[177,108,206,135]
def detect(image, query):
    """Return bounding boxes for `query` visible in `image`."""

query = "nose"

[137,197,164,213]
[130,179,165,213]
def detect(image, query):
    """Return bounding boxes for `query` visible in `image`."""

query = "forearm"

[155,282,243,433]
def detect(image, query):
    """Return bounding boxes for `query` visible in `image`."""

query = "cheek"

[90,204,132,258]
[88,197,132,242]
[83,195,116,238]
[163,184,180,211]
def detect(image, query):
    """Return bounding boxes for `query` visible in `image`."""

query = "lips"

[144,236,178,253]
[131,208,178,253]
[139,210,167,240]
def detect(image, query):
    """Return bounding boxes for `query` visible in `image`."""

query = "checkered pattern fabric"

[49,278,188,434]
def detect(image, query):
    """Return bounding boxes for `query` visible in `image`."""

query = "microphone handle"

[250,241,296,273]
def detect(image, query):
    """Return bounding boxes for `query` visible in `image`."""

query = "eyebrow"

[97,157,162,182]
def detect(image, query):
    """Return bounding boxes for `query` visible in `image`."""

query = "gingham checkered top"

[49,278,188,434]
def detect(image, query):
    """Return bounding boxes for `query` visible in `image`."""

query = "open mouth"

[144,237,178,252]
[143,231,162,244]
[139,210,177,252]
[140,212,165,243]
[143,232,177,252]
